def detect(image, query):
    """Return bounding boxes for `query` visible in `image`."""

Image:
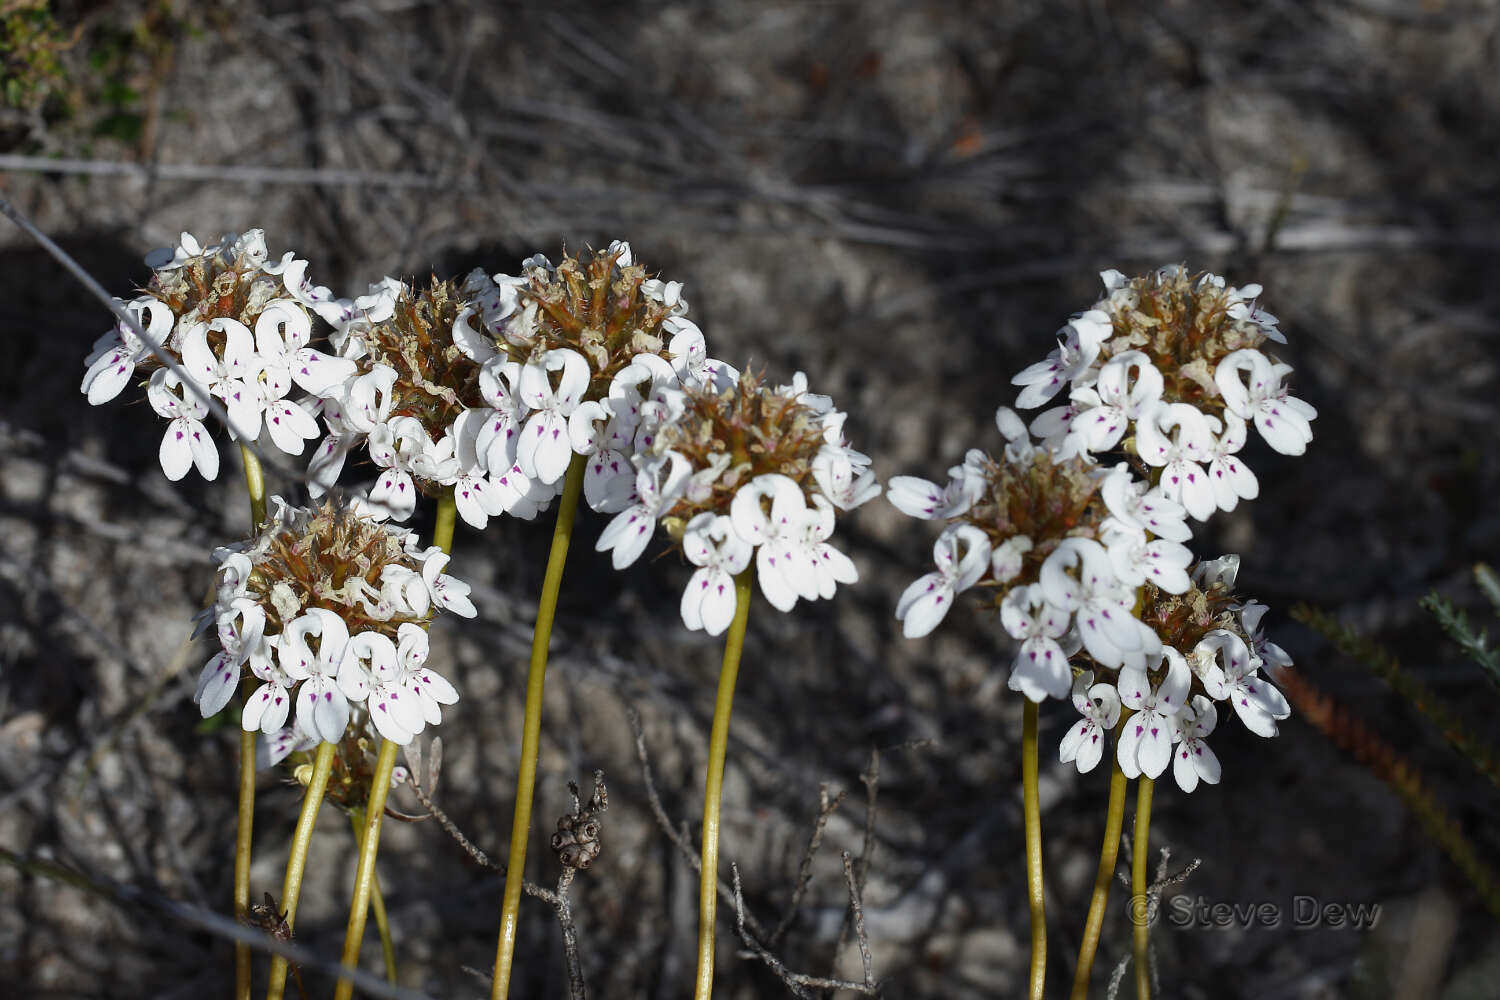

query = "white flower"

[1205,414,1259,512]
[887,473,980,521]
[340,365,398,433]
[476,360,528,473]
[730,473,814,612]
[81,296,173,405]
[365,417,450,522]
[392,623,460,728]
[1059,671,1122,773]
[253,298,356,399]
[1195,629,1291,736]
[1116,647,1191,779]
[181,319,262,441]
[1102,529,1193,595]
[667,318,736,391]
[679,513,753,635]
[279,609,353,744]
[1001,583,1073,701]
[242,657,297,736]
[1214,349,1316,456]
[421,549,478,618]
[1240,601,1293,672]
[895,524,992,638]
[1038,538,1141,667]
[1098,464,1192,543]
[596,451,691,569]
[569,401,635,513]
[517,348,589,485]
[1135,402,1219,522]
[812,444,881,511]
[147,369,219,481]
[1065,351,1163,454]
[341,631,423,745]
[307,397,358,497]
[790,496,860,601]
[1171,695,1222,793]
[1011,310,1112,409]
[194,651,241,719]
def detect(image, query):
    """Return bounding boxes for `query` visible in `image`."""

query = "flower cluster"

[80,231,351,481]
[892,265,1314,792]
[1011,266,1316,520]
[889,408,1193,701]
[1061,555,1292,792]
[308,242,732,531]
[594,368,880,633]
[193,497,473,748]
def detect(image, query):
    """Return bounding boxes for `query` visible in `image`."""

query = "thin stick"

[1132,777,1155,1000]
[694,568,755,1000]
[335,740,402,1000]
[841,851,875,989]
[1070,747,1130,1000]
[1021,700,1046,1000]
[267,740,337,1000]
[349,809,399,984]
[491,453,587,1000]
[0,193,300,479]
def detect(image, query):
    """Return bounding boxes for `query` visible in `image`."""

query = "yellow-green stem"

[433,486,457,556]
[1070,740,1130,1000]
[234,679,258,1000]
[490,454,587,1000]
[1132,777,1155,1000]
[1022,700,1046,1000]
[236,444,266,1000]
[349,808,399,984]
[334,740,401,1000]
[266,740,337,1000]
[694,568,754,1000]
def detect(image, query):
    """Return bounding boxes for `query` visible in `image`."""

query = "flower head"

[595,367,878,631]
[80,230,348,481]
[891,408,1183,699]
[1053,553,1295,787]
[193,497,469,747]
[1014,266,1316,520]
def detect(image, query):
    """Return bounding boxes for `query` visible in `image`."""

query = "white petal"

[82,348,134,405]
[195,653,240,717]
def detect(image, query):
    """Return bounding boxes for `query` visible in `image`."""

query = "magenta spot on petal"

[175,430,185,439]
[1135,724,1144,736]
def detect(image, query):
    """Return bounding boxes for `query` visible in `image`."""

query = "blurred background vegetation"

[1,1,1498,997]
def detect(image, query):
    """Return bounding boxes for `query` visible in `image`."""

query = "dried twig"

[841,851,876,991]
[769,782,846,948]
[628,706,769,941]
[730,864,880,998]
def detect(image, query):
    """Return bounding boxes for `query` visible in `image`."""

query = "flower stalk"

[1021,699,1046,1000]
[695,568,754,1000]
[235,444,266,1000]
[1132,776,1155,1000]
[333,738,401,1000]
[491,453,587,1000]
[1070,739,1129,1000]
[348,809,399,983]
[266,739,337,1000]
